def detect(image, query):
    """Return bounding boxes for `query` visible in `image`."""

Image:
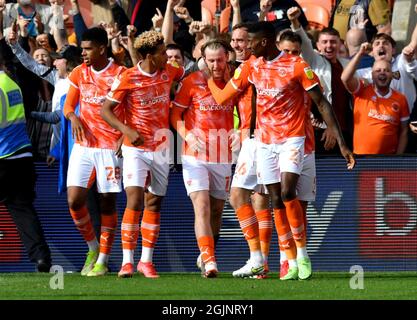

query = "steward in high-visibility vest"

[0,70,32,159]
[0,67,52,272]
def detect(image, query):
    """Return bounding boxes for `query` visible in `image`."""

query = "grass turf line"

[1,272,417,300]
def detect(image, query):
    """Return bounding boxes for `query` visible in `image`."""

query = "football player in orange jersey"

[273,30,318,279]
[226,23,273,279]
[102,30,185,278]
[63,27,126,277]
[170,39,236,278]
[207,22,355,280]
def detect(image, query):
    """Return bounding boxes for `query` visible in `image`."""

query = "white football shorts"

[122,145,170,196]
[182,155,232,200]
[297,152,316,202]
[256,136,305,185]
[231,138,263,193]
[67,143,122,193]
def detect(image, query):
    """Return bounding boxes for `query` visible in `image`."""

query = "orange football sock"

[256,209,272,259]
[121,208,141,250]
[283,199,306,248]
[99,212,117,255]
[141,210,160,248]
[70,206,96,242]
[236,203,260,251]
[197,236,215,264]
[274,208,296,260]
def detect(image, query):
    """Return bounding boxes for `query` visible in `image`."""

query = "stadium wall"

[1,156,417,273]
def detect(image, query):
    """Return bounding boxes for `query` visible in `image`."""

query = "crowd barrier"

[1,155,417,273]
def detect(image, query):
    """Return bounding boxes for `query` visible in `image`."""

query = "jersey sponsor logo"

[81,95,107,105]
[368,109,396,124]
[199,104,234,112]
[257,88,282,97]
[140,94,169,106]
[7,90,23,107]
[304,67,314,80]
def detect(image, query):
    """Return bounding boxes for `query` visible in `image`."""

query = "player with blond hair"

[170,39,235,278]
[102,30,184,278]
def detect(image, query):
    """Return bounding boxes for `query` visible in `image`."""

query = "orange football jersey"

[353,81,409,154]
[173,71,235,163]
[229,52,320,144]
[107,62,184,151]
[65,60,126,149]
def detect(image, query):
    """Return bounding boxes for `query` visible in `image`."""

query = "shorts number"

[106,166,121,181]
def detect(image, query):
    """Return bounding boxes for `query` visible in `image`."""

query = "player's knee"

[145,194,163,212]
[228,192,240,209]
[229,189,249,209]
[67,196,85,211]
[281,188,296,202]
[99,194,116,213]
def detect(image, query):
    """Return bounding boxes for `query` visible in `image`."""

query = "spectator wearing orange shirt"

[341,43,409,155]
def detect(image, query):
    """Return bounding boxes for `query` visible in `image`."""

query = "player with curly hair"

[102,30,184,278]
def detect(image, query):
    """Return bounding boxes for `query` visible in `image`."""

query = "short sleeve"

[68,66,82,89]
[294,59,320,92]
[106,72,129,104]
[173,76,193,109]
[231,60,251,91]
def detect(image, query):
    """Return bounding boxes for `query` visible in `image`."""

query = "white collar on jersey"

[91,58,114,74]
[136,61,158,77]
[265,50,285,64]
[374,85,393,99]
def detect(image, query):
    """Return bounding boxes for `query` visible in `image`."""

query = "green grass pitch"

[2,272,417,300]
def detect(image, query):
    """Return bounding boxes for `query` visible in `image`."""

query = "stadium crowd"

[0,0,416,279]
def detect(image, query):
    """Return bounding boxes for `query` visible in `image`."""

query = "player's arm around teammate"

[170,39,236,278]
[102,30,184,278]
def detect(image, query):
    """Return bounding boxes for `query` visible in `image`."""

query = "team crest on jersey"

[278,68,287,77]
[391,103,399,112]
[161,73,169,81]
[234,67,242,79]
[304,67,314,80]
